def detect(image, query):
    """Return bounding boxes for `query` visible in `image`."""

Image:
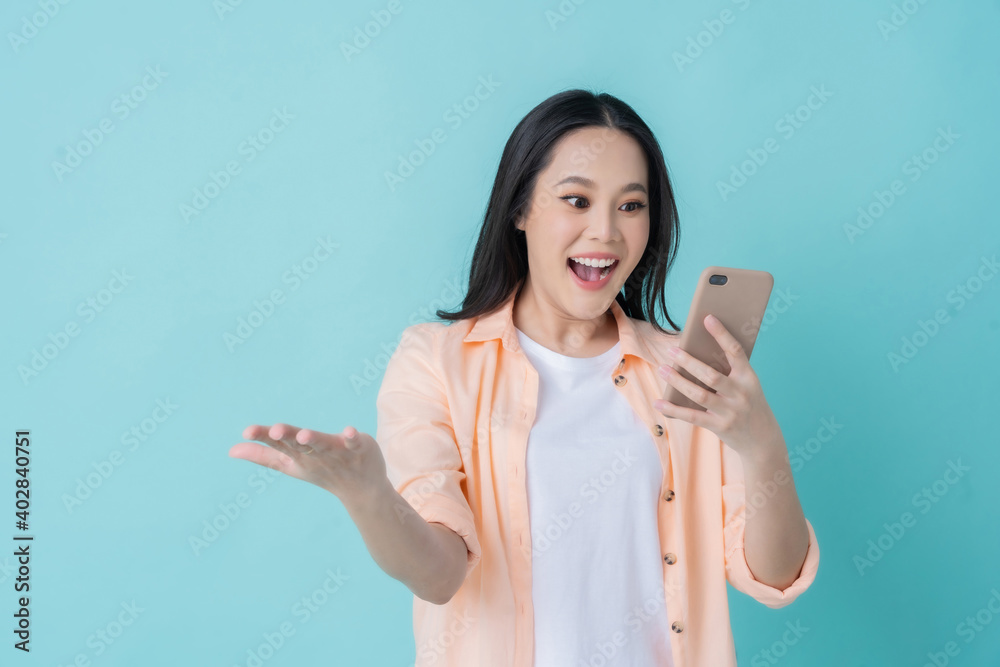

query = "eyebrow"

[553,175,647,195]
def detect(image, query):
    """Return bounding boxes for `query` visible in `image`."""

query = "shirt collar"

[462,287,659,366]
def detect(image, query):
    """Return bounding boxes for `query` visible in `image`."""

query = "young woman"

[231,89,820,667]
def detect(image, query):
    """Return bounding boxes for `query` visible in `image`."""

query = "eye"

[561,195,589,209]
[622,201,647,213]
[560,195,647,213]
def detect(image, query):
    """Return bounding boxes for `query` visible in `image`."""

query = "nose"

[586,208,621,243]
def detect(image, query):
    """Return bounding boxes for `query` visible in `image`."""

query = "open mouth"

[567,257,619,284]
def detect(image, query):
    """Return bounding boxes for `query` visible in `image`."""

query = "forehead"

[544,127,647,180]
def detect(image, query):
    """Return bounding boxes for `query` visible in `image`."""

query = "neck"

[512,279,617,357]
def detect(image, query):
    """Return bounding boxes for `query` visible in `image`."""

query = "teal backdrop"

[3,0,999,665]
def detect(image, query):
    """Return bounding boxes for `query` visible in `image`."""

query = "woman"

[230,89,820,667]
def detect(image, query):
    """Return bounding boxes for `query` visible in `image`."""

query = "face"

[515,126,650,321]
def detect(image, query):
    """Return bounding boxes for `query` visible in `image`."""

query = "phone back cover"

[666,266,774,411]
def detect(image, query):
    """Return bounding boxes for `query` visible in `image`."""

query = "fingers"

[234,424,371,493]
[661,365,717,411]
[342,426,360,450]
[266,423,318,456]
[653,399,709,428]
[228,441,295,473]
[665,348,726,392]
[704,314,748,369]
[293,426,325,453]
[238,423,306,459]
[288,424,359,453]
[242,423,354,458]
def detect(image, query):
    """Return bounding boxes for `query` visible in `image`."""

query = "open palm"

[229,423,387,502]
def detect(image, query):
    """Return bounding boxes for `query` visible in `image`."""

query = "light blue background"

[3,0,999,665]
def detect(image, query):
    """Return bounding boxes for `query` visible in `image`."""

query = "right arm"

[230,423,471,605]
[231,326,481,604]
[341,475,469,605]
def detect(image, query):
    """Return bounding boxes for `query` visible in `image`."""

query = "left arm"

[740,438,810,590]
[653,313,809,591]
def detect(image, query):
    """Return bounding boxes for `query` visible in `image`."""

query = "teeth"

[570,257,617,268]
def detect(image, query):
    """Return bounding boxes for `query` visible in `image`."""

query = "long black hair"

[435,88,683,335]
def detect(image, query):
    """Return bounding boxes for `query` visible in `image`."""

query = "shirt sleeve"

[720,432,819,609]
[374,323,482,583]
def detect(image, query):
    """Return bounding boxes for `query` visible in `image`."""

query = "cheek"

[627,228,650,266]
[631,220,651,247]
[535,221,576,258]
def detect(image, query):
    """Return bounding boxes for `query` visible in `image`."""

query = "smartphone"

[662,266,774,412]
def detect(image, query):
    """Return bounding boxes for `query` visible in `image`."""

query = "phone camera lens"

[709,274,728,286]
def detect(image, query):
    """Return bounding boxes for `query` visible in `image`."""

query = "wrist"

[339,475,394,515]
[741,438,788,473]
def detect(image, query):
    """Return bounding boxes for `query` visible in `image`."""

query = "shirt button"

[652,424,664,437]
[614,374,627,387]
[671,621,684,633]
[618,358,625,371]
[663,553,677,565]
[663,489,675,502]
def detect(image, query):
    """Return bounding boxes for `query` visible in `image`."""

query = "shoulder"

[394,318,476,364]
[398,318,472,345]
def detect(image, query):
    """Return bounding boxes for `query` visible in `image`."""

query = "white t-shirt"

[515,327,675,667]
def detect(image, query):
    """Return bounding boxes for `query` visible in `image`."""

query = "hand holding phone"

[662,266,774,412]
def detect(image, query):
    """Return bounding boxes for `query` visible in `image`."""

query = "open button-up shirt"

[375,286,820,666]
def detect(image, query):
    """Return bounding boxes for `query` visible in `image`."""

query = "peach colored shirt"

[375,287,820,667]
